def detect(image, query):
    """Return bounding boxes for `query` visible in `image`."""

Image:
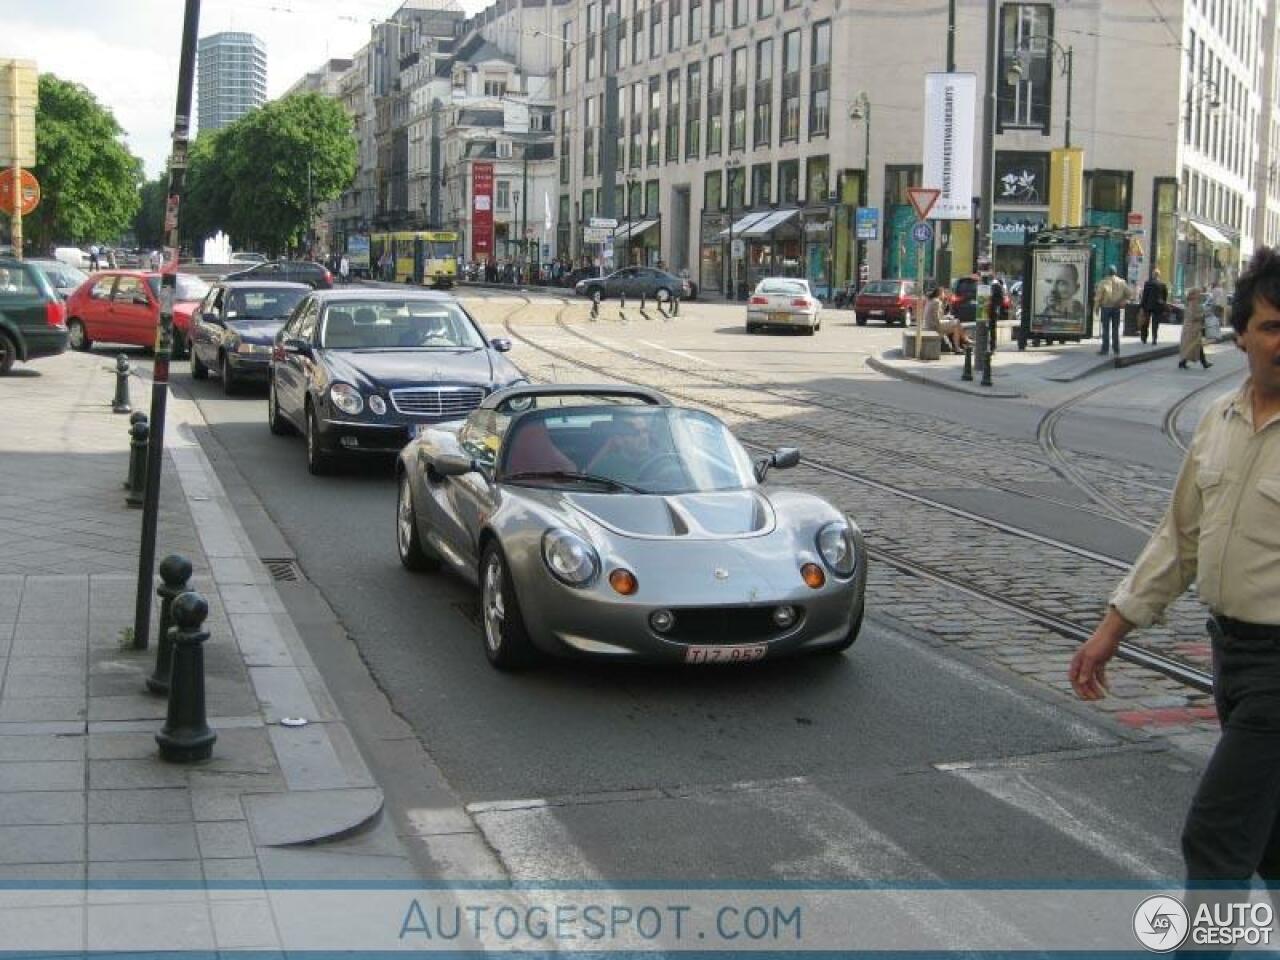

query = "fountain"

[202,231,233,265]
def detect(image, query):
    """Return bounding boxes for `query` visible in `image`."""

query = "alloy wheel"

[397,476,414,559]
[482,553,506,654]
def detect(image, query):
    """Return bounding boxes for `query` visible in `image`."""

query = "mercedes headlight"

[816,522,856,577]
[368,394,387,416]
[329,382,364,416]
[542,528,600,587]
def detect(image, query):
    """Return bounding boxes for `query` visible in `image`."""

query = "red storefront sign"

[472,162,494,260]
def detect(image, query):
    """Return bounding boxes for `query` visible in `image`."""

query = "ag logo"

[1133,895,1189,952]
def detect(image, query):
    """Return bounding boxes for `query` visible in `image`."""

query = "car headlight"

[329,382,364,416]
[816,521,856,577]
[541,528,600,587]
[368,394,387,416]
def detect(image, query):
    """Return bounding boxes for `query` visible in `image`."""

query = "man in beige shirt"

[1094,266,1130,356]
[1070,245,1280,890]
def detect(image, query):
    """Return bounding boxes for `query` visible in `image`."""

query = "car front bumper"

[513,542,868,664]
[226,351,272,379]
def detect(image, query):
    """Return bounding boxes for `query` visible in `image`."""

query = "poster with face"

[1029,245,1092,338]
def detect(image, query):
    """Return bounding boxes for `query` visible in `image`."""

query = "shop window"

[779,159,800,204]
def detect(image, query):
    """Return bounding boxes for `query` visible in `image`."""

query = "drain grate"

[262,558,301,582]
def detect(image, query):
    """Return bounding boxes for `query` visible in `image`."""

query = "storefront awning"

[626,219,659,240]
[742,208,800,237]
[716,210,773,239]
[1188,220,1232,247]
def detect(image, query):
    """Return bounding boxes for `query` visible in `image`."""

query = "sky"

[3,0,483,179]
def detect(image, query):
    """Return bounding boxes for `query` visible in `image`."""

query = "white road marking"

[635,339,708,364]
[467,802,607,882]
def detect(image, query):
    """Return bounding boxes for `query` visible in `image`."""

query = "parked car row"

[65,271,210,356]
[0,257,69,375]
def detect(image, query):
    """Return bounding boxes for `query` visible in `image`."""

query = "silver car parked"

[395,384,868,670]
[746,278,822,334]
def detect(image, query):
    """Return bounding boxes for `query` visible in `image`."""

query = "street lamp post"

[625,171,638,266]
[726,155,742,300]
[849,93,871,288]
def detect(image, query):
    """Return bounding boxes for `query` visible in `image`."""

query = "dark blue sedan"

[190,281,310,393]
[268,290,527,475]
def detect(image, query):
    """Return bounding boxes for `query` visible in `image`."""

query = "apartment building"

[197,32,267,134]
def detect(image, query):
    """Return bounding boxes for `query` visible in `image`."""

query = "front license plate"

[409,423,432,439]
[685,644,768,664]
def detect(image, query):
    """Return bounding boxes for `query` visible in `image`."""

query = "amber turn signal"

[800,563,826,589]
[609,569,639,595]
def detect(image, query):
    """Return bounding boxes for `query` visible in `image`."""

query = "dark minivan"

[0,257,69,374]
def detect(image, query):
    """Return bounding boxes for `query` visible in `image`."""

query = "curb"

[865,353,1022,398]
[162,393,387,847]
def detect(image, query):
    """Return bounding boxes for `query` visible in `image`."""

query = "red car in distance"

[65,271,209,355]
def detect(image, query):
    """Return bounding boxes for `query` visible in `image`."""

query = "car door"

[192,286,224,369]
[440,410,504,572]
[80,276,117,341]
[273,297,315,422]
[110,276,156,347]
[608,268,636,298]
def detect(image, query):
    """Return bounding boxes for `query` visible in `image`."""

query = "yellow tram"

[370,231,459,288]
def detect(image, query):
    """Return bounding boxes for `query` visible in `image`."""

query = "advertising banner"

[472,162,495,260]
[1049,147,1085,227]
[922,72,976,220]
[346,233,370,271]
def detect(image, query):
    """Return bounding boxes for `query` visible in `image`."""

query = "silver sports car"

[395,384,868,670]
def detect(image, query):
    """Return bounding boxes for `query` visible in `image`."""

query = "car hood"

[323,348,501,388]
[227,318,287,344]
[560,489,776,540]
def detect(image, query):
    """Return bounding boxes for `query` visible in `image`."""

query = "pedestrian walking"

[149,249,163,272]
[88,244,100,271]
[339,253,350,285]
[1139,268,1169,344]
[1069,246,1280,902]
[1094,265,1129,356]
[1178,287,1213,370]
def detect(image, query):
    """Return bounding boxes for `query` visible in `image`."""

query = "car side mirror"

[754,446,800,482]
[201,312,221,326]
[432,453,478,477]
[133,294,150,306]
[489,337,512,353]
[282,337,312,357]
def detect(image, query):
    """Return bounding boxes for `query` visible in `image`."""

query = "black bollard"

[671,295,680,318]
[124,412,148,489]
[981,349,994,387]
[111,354,132,414]
[156,591,217,763]
[146,554,192,694]
[640,292,647,311]
[125,420,149,508]
[961,346,974,381]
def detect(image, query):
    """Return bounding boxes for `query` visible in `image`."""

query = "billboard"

[472,162,494,260]
[1027,244,1092,339]
[346,234,370,271]
[922,72,976,220]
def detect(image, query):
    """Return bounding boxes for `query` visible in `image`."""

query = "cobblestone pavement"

[461,295,1220,757]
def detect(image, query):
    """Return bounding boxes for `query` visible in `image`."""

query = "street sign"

[1126,211,1144,227]
[731,238,744,258]
[0,60,38,168]
[911,221,934,244]
[589,217,618,230]
[583,226,612,243]
[906,187,940,221]
[0,168,39,216]
[855,207,879,240]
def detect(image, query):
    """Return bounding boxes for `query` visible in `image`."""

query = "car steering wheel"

[636,452,683,483]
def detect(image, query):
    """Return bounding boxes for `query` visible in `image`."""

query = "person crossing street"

[1094,266,1129,356]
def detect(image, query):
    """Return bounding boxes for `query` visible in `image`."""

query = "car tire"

[191,348,209,381]
[396,471,440,572]
[0,332,15,375]
[655,287,671,303]
[803,322,817,336]
[220,353,238,395]
[68,319,92,352]
[855,313,867,326]
[268,377,294,436]
[305,404,333,476]
[480,541,537,671]
[745,322,758,334]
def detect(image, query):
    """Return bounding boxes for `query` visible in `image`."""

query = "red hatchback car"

[853,279,919,326]
[65,271,209,355]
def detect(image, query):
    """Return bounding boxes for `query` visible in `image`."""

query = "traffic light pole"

[133,0,200,651]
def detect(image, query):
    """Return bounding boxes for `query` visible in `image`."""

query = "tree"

[27,74,143,251]
[182,93,356,256]
[132,176,168,250]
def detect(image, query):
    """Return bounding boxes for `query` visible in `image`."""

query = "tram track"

[497,301,1213,693]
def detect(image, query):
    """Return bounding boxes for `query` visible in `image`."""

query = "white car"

[746,278,822,335]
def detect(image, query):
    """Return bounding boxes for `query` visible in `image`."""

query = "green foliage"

[132,176,168,249]
[28,74,143,250]
[183,93,357,256]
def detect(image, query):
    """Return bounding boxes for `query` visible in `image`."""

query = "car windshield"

[501,406,758,495]
[319,300,485,350]
[36,263,87,289]
[147,275,209,302]
[225,288,306,322]
[862,281,902,295]
[756,279,809,295]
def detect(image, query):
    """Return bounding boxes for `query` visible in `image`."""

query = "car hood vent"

[565,490,774,540]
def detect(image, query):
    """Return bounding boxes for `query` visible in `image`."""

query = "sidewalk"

[868,323,1194,398]
[0,351,422,949]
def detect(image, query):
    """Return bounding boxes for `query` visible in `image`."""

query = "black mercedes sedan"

[268,290,526,475]
[190,281,310,393]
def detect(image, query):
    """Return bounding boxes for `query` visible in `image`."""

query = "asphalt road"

[164,294,1210,885]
